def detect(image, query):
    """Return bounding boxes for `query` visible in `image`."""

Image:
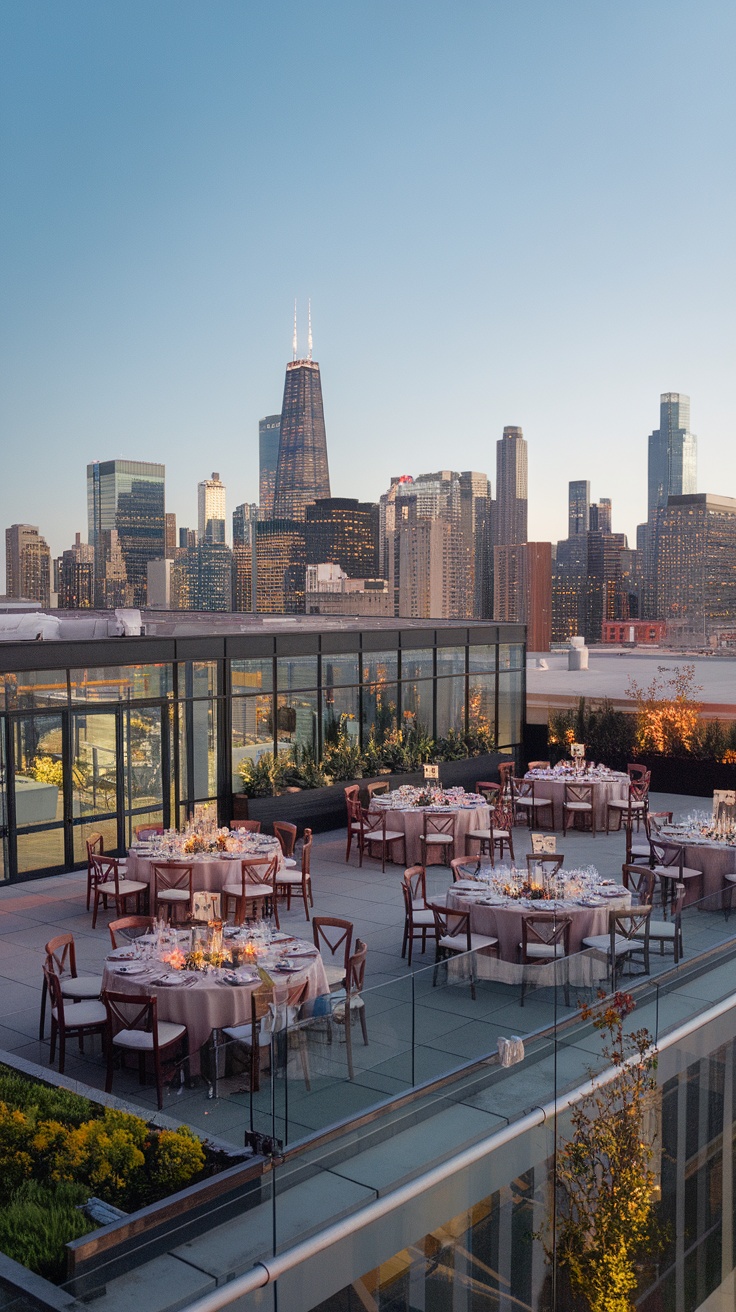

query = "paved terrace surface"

[3,794,736,1312]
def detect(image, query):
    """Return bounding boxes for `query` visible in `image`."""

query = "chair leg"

[58,1029,66,1076]
[344,1007,354,1080]
[154,1051,163,1111]
[39,978,48,1041]
[402,919,408,960]
[359,1007,368,1046]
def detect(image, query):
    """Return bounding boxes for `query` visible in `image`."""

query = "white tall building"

[198,472,227,544]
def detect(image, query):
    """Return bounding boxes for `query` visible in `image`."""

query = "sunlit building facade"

[273,361,330,520]
[656,493,736,623]
[4,524,51,606]
[305,498,379,578]
[87,460,165,607]
[258,414,281,520]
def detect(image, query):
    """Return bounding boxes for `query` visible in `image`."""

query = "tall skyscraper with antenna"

[273,302,331,520]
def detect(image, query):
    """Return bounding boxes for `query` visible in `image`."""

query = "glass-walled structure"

[0,621,525,881]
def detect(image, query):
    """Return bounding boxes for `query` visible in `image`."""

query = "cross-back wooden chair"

[401,871,435,965]
[332,939,369,1080]
[582,906,653,987]
[91,855,148,928]
[223,854,279,926]
[357,807,405,872]
[273,821,297,859]
[606,777,650,833]
[104,991,188,1110]
[419,812,456,867]
[562,782,596,836]
[429,905,499,1000]
[511,777,554,830]
[275,828,313,919]
[231,819,262,833]
[108,915,155,949]
[519,913,572,1006]
[43,962,107,1075]
[40,933,103,1040]
[313,916,353,989]
[151,862,194,923]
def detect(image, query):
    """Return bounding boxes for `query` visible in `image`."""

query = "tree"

[626,664,702,756]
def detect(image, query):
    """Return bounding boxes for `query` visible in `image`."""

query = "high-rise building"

[388,498,466,620]
[255,521,307,613]
[552,536,588,641]
[647,393,697,518]
[164,513,177,560]
[459,471,493,618]
[98,529,133,608]
[58,533,95,609]
[568,480,590,538]
[5,524,51,606]
[586,529,628,641]
[305,564,391,616]
[273,332,330,520]
[493,426,528,548]
[232,503,258,613]
[259,415,281,520]
[656,494,736,625]
[589,498,612,534]
[179,527,197,551]
[198,472,226,544]
[305,498,379,577]
[493,542,552,652]
[173,542,233,611]
[87,460,165,606]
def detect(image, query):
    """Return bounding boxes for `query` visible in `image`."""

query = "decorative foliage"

[549,992,662,1312]
[626,665,702,757]
[548,698,636,767]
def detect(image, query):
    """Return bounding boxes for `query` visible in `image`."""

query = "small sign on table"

[423,764,439,781]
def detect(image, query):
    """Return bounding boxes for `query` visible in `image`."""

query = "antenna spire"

[292,300,298,361]
[307,299,313,360]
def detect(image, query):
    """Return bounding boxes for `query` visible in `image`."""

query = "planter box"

[636,754,736,798]
[233,753,506,834]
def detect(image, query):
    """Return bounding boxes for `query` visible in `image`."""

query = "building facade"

[273,360,330,520]
[258,414,281,519]
[647,392,697,520]
[197,472,226,544]
[305,563,391,616]
[493,426,528,548]
[87,460,165,607]
[58,534,95,609]
[173,542,233,611]
[656,494,736,624]
[568,479,590,538]
[255,520,307,613]
[305,498,379,578]
[493,542,552,651]
[4,524,51,606]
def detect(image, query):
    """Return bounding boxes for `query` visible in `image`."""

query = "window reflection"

[436,676,467,737]
[400,679,433,736]
[276,692,318,752]
[468,675,496,740]
[362,650,398,685]
[3,671,67,711]
[231,658,273,694]
[362,682,398,743]
[276,655,318,691]
[321,652,360,686]
[69,664,172,702]
[231,695,274,786]
[400,649,434,681]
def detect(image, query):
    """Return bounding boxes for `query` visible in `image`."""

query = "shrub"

[0,1180,93,1283]
[145,1127,206,1201]
[0,1103,34,1204]
[322,735,363,781]
[0,1066,94,1127]
[238,752,275,797]
[39,1110,147,1205]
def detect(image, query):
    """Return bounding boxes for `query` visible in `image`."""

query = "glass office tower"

[87,460,165,607]
[273,361,331,521]
[258,415,281,520]
[647,393,697,518]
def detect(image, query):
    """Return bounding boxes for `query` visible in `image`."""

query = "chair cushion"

[513,798,534,806]
[367,830,403,843]
[52,1001,107,1026]
[636,921,675,939]
[468,829,491,841]
[651,865,701,881]
[439,933,498,952]
[493,830,510,840]
[276,871,306,884]
[565,801,592,811]
[223,1023,270,1047]
[422,834,454,844]
[322,962,347,986]
[113,1021,186,1050]
[223,883,272,898]
[582,933,639,956]
[115,880,148,896]
[521,942,566,959]
[156,887,191,901]
[410,909,435,927]
[629,845,649,859]
[61,975,103,1000]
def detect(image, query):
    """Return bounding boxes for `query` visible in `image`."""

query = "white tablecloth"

[524,773,629,830]
[127,842,283,895]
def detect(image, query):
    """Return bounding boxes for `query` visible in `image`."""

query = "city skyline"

[2,3,734,575]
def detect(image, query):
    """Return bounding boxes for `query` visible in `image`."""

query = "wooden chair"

[450,857,482,882]
[40,933,103,1040]
[221,981,273,1094]
[231,819,262,833]
[357,808,405,872]
[223,855,279,926]
[511,778,554,829]
[648,839,702,912]
[498,761,515,799]
[621,865,656,906]
[43,963,107,1075]
[151,862,194,923]
[365,780,389,801]
[275,828,313,919]
[519,913,572,1006]
[525,853,564,882]
[313,916,353,990]
[345,795,364,862]
[419,812,456,867]
[527,761,550,771]
[86,833,128,912]
[562,782,596,836]
[582,907,653,987]
[475,781,501,805]
[638,883,685,963]
[429,905,498,1000]
[401,871,435,965]
[344,784,360,803]
[91,855,148,928]
[104,991,188,1110]
[331,939,369,1080]
[627,763,649,781]
[489,797,515,860]
[108,916,155,949]
[606,778,650,833]
[135,824,164,840]
[623,811,673,873]
[273,821,297,859]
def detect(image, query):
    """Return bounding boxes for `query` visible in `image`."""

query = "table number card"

[423,764,440,781]
[193,892,221,922]
[712,790,736,827]
[531,833,556,854]
[570,743,585,761]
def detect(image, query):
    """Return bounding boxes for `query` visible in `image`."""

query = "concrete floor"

[0,790,732,1150]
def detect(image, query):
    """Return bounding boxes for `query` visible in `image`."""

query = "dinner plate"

[113,963,147,975]
[273,963,302,973]
[152,973,187,986]
[286,948,318,959]
[222,971,259,986]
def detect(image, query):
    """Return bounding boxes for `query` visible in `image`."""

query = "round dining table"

[102,933,328,1076]
[369,794,491,866]
[524,770,629,830]
[658,829,736,910]
[126,837,284,896]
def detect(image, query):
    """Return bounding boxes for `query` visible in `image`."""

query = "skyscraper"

[58,533,94,609]
[259,415,281,519]
[305,498,379,577]
[198,472,226,544]
[164,513,177,559]
[493,542,552,651]
[656,494,736,625]
[647,393,697,518]
[494,426,528,547]
[568,481,590,538]
[87,460,165,606]
[273,321,330,520]
[5,524,51,606]
[255,521,307,613]
[589,498,612,534]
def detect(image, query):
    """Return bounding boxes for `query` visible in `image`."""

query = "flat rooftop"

[527,647,736,722]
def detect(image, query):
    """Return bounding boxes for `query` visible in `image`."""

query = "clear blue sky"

[1,0,734,571]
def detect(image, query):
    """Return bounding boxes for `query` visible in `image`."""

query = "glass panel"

[126,808,164,848]
[362,682,398,743]
[178,661,218,700]
[0,720,6,881]
[498,668,523,747]
[180,698,218,802]
[499,642,524,671]
[436,646,466,677]
[320,651,360,686]
[468,673,496,739]
[362,649,398,685]
[69,664,172,702]
[3,670,67,710]
[276,654,318,691]
[468,644,496,673]
[275,691,318,752]
[231,657,273,694]
[123,704,163,817]
[71,711,117,817]
[12,714,64,828]
[436,675,467,737]
[17,827,64,873]
[400,648,433,680]
[73,817,118,864]
[322,685,359,747]
[232,695,274,786]
[400,679,433,735]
